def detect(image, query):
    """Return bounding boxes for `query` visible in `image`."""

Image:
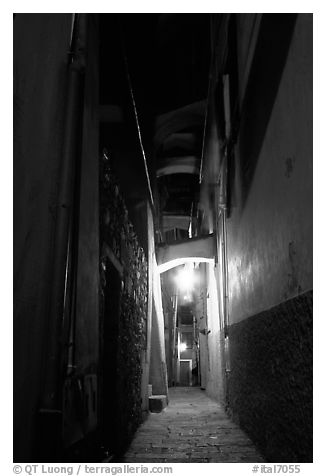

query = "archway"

[157,241,222,394]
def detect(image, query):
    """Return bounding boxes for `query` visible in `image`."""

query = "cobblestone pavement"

[122,387,265,463]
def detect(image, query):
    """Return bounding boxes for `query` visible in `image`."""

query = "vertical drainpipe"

[172,291,178,385]
[219,73,232,398]
[37,14,87,460]
[218,156,229,334]
[216,153,231,405]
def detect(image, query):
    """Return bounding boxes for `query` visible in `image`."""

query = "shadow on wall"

[237,14,298,209]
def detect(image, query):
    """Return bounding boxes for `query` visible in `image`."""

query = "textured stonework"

[227,291,312,462]
[123,387,264,463]
[100,153,148,456]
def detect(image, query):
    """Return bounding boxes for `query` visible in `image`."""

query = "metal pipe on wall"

[37,13,88,459]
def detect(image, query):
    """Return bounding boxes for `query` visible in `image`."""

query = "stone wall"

[100,151,148,456]
[227,291,313,462]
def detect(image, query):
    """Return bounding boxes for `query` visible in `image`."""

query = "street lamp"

[175,263,196,292]
[179,342,187,352]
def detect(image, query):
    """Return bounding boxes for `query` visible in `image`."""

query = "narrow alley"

[123,388,264,463]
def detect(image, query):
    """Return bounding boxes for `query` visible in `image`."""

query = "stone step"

[149,395,167,413]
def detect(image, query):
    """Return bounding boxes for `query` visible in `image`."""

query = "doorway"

[102,259,121,453]
[179,360,192,386]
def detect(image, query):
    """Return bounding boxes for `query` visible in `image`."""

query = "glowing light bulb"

[175,264,195,291]
[179,342,187,352]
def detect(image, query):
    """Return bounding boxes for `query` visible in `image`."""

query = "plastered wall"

[227,14,312,324]
[14,14,73,461]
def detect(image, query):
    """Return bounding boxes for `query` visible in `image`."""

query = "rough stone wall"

[100,152,148,454]
[227,291,312,462]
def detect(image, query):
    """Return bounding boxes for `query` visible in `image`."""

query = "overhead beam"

[154,100,206,148]
[156,234,216,271]
[156,156,199,177]
[162,214,191,231]
[161,132,197,152]
[158,257,214,274]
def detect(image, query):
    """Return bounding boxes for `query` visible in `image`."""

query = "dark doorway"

[180,360,192,386]
[102,260,122,453]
